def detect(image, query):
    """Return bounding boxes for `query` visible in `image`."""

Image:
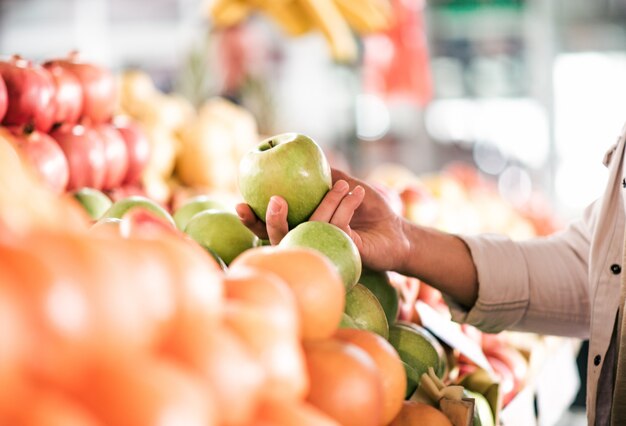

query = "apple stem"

[268,140,275,148]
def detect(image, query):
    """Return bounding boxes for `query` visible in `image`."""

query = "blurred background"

[4,0,626,221]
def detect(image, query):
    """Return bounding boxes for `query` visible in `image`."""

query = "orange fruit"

[334,328,406,424]
[13,388,102,426]
[2,231,224,378]
[223,300,309,402]
[0,283,27,401]
[389,401,452,425]
[76,354,217,426]
[254,399,340,426]
[230,246,345,340]
[303,338,383,426]
[0,241,113,391]
[162,325,264,426]
[223,265,300,336]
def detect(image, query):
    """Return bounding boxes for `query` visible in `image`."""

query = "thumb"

[265,196,290,245]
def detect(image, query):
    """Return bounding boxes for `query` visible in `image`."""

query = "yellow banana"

[209,0,253,27]
[334,0,391,34]
[368,0,393,21]
[258,0,314,36]
[298,0,357,62]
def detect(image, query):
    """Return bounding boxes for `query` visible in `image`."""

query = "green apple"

[173,195,227,231]
[278,221,361,291]
[184,210,260,265]
[339,312,358,329]
[102,195,175,227]
[72,187,112,220]
[238,133,332,229]
[206,248,228,271]
[402,360,421,399]
[344,283,389,339]
[388,322,447,381]
[358,268,399,325]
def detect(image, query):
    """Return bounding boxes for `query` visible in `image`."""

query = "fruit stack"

[368,162,562,238]
[0,130,424,425]
[0,53,151,201]
[1,115,497,425]
[117,70,259,205]
[0,52,544,424]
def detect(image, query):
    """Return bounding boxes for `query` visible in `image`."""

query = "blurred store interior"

[2,0,626,220]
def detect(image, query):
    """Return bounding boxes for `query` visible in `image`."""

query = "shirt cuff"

[443,234,530,333]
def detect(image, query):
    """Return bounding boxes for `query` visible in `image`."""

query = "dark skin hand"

[236,168,479,308]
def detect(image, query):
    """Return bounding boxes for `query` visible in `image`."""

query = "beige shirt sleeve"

[445,201,595,338]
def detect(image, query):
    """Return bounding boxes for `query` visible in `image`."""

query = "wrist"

[396,218,421,276]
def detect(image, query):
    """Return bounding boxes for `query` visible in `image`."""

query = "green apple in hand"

[184,210,260,265]
[173,195,227,231]
[72,187,112,220]
[279,221,361,291]
[238,133,332,229]
[101,195,175,227]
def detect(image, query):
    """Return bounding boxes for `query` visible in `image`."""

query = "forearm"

[397,220,479,308]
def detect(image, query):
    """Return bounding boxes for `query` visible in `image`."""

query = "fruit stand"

[0,1,588,425]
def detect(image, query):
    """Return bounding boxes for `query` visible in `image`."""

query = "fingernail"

[268,197,282,215]
[235,205,246,219]
[334,180,349,192]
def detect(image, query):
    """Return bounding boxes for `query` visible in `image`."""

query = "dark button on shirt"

[596,312,619,425]
[611,264,622,275]
[594,354,602,366]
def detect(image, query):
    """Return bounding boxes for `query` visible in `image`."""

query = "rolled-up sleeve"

[445,205,593,338]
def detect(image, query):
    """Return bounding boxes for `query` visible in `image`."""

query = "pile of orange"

[0,234,408,425]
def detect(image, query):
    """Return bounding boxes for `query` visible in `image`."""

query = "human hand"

[236,169,411,273]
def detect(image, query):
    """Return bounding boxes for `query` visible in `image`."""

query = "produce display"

[0,51,563,425]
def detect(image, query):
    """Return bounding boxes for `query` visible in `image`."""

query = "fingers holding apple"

[237,133,332,229]
[264,196,290,245]
[237,181,362,247]
[308,180,351,222]
[313,184,365,237]
[236,203,269,240]
[236,196,291,246]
